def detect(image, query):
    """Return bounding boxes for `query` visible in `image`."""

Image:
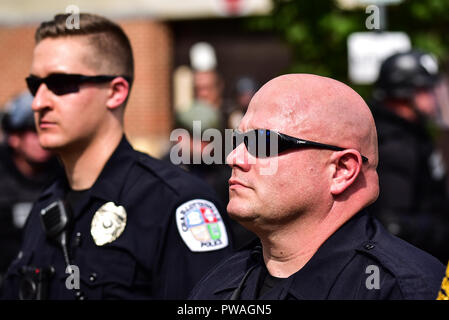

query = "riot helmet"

[374,49,440,100]
[1,92,35,133]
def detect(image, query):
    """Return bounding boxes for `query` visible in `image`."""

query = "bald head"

[239,74,379,210]
[245,74,378,168]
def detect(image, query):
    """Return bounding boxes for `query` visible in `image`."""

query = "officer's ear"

[105,77,130,110]
[329,149,363,195]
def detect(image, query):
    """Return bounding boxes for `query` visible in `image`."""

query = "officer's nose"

[226,142,252,172]
[31,84,53,112]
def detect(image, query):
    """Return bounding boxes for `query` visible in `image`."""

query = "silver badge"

[91,202,127,246]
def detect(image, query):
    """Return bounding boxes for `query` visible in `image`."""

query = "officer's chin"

[37,135,68,153]
[227,202,256,223]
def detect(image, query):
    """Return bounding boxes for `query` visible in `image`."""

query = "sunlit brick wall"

[0,25,36,107]
[121,19,173,157]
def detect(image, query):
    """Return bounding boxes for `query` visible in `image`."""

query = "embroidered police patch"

[176,199,228,252]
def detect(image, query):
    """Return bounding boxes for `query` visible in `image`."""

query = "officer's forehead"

[32,36,105,75]
[241,75,323,134]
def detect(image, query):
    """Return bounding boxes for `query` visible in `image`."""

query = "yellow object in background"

[437,262,449,300]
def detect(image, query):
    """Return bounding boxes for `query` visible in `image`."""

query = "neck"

[59,131,123,190]
[259,207,353,278]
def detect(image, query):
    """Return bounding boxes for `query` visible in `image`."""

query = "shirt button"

[364,243,375,250]
[75,291,85,300]
[89,273,97,282]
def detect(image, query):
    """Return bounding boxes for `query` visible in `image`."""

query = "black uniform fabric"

[189,210,445,300]
[0,145,61,278]
[369,102,449,263]
[0,136,234,300]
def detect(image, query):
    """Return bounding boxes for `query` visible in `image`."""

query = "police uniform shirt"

[1,136,233,300]
[189,210,445,300]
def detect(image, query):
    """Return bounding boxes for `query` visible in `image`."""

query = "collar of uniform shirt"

[284,211,371,299]
[212,210,373,299]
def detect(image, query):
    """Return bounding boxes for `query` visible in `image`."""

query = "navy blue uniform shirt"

[189,210,445,300]
[0,136,234,300]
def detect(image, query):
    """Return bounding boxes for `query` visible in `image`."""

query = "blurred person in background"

[166,102,256,249]
[226,76,258,130]
[193,70,224,112]
[193,69,229,131]
[0,92,61,289]
[170,101,229,203]
[369,49,449,264]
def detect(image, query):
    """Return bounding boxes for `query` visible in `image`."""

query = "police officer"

[369,49,449,264]
[189,74,445,300]
[0,92,60,289]
[1,13,233,300]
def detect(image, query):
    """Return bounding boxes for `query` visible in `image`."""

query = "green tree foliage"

[245,0,449,98]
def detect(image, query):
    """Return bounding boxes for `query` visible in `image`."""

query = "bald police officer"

[189,74,445,300]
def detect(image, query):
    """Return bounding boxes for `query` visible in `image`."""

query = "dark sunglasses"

[25,73,132,96]
[232,129,368,162]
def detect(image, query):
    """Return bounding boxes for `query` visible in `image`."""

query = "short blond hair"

[35,13,134,82]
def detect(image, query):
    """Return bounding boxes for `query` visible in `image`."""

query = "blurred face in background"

[413,87,438,119]
[8,129,53,164]
[194,71,223,109]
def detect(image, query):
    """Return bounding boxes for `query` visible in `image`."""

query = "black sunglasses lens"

[26,75,82,96]
[46,75,80,95]
[256,129,276,158]
[245,133,257,157]
[232,129,280,158]
[232,129,278,158]
[246,130,277,158]
[26,77,41,96]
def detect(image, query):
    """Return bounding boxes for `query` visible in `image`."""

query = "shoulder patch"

[176,199,229,252]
